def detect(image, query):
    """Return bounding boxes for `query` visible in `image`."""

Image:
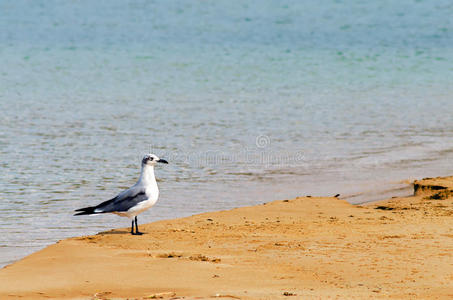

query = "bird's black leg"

[133,216,143,235]
[131,219,135,235]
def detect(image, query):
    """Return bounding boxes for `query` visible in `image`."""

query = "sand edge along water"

[0,176,452,299]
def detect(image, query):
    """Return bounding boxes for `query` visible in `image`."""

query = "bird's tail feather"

[74,206,98,216]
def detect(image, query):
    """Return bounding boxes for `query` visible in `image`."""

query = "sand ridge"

[0,177,452,299]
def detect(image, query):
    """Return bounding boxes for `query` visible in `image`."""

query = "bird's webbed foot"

[131,216,144,235]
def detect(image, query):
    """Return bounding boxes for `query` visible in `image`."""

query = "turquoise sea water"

[1,0,453,266]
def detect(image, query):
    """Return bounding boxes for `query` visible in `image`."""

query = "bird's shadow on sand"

[98,230,130,235]
[97,230,147,235]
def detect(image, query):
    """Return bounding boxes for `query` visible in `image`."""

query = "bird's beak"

[157,159,168,164]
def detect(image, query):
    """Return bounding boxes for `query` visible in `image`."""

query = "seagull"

[74,154,168,235]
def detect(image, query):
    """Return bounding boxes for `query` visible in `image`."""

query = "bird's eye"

[149,157,153,161]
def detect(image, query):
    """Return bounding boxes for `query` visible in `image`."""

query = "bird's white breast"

[126,173,159,217]
[113,165,160,219]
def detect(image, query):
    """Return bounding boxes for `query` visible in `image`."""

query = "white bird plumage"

[74,154,168,235]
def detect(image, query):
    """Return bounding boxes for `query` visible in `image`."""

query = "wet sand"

[0,177,452,299]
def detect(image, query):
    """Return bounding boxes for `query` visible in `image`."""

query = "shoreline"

[0,173,440,269]
[0,177,414,269]
[0,176,452,299]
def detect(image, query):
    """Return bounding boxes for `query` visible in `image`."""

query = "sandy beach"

[0,176,452,299]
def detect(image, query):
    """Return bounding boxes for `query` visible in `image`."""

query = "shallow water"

[1,0,453,267]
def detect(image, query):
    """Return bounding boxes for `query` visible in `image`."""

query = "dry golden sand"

[1,177,453,299]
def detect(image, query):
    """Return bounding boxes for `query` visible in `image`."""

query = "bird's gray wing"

[94,185,148,213]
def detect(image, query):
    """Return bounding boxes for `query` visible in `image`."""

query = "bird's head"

[142,154,168,167]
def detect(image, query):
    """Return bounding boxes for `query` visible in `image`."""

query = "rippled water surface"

[1,0,453,266]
